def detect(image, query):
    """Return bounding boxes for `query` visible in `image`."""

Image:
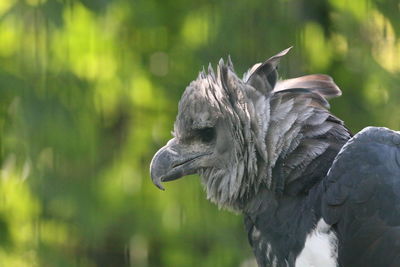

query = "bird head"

[150,47,345,210]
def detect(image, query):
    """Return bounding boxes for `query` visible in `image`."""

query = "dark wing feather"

[243,47,292,95]
[273,88,330,109]
[275,74,342,99]
[322,127,400,267]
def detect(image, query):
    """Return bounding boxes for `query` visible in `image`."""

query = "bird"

[149,47,400,267]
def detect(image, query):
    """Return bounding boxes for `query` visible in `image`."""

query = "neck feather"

[240,93,351,208]
[259,93,351,196]
[202,93,351,211]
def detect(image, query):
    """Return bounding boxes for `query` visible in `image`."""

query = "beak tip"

[150,173,165,191]
[155,182,165,191]
[150,170,165,190]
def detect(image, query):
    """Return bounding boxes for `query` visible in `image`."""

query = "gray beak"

[150,139,208,190]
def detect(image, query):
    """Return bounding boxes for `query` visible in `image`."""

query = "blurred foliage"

[0,0,399,266]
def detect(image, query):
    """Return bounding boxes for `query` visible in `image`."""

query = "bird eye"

[197,127,215,143]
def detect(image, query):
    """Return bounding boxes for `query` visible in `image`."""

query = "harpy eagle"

[150,48,400,267]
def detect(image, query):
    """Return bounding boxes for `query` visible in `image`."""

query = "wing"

[322,127,400,267]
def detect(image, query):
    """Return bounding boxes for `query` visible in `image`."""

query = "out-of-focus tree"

[0,0,399,266]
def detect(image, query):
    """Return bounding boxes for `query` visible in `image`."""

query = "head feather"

[174,48,350,209]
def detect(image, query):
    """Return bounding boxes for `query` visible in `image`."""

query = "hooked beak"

[150,139,210,190]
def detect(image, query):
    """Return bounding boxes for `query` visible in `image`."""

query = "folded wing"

[322,127,400,267]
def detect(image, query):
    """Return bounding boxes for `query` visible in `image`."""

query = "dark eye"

[197,127,215,143]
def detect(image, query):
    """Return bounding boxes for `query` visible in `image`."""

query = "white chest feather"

[295,219,338,267]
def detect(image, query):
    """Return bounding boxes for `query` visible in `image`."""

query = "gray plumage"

[152,48,349,209]
[150,48,400,267]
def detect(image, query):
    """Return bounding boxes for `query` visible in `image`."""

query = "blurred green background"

[0,0,399,266]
